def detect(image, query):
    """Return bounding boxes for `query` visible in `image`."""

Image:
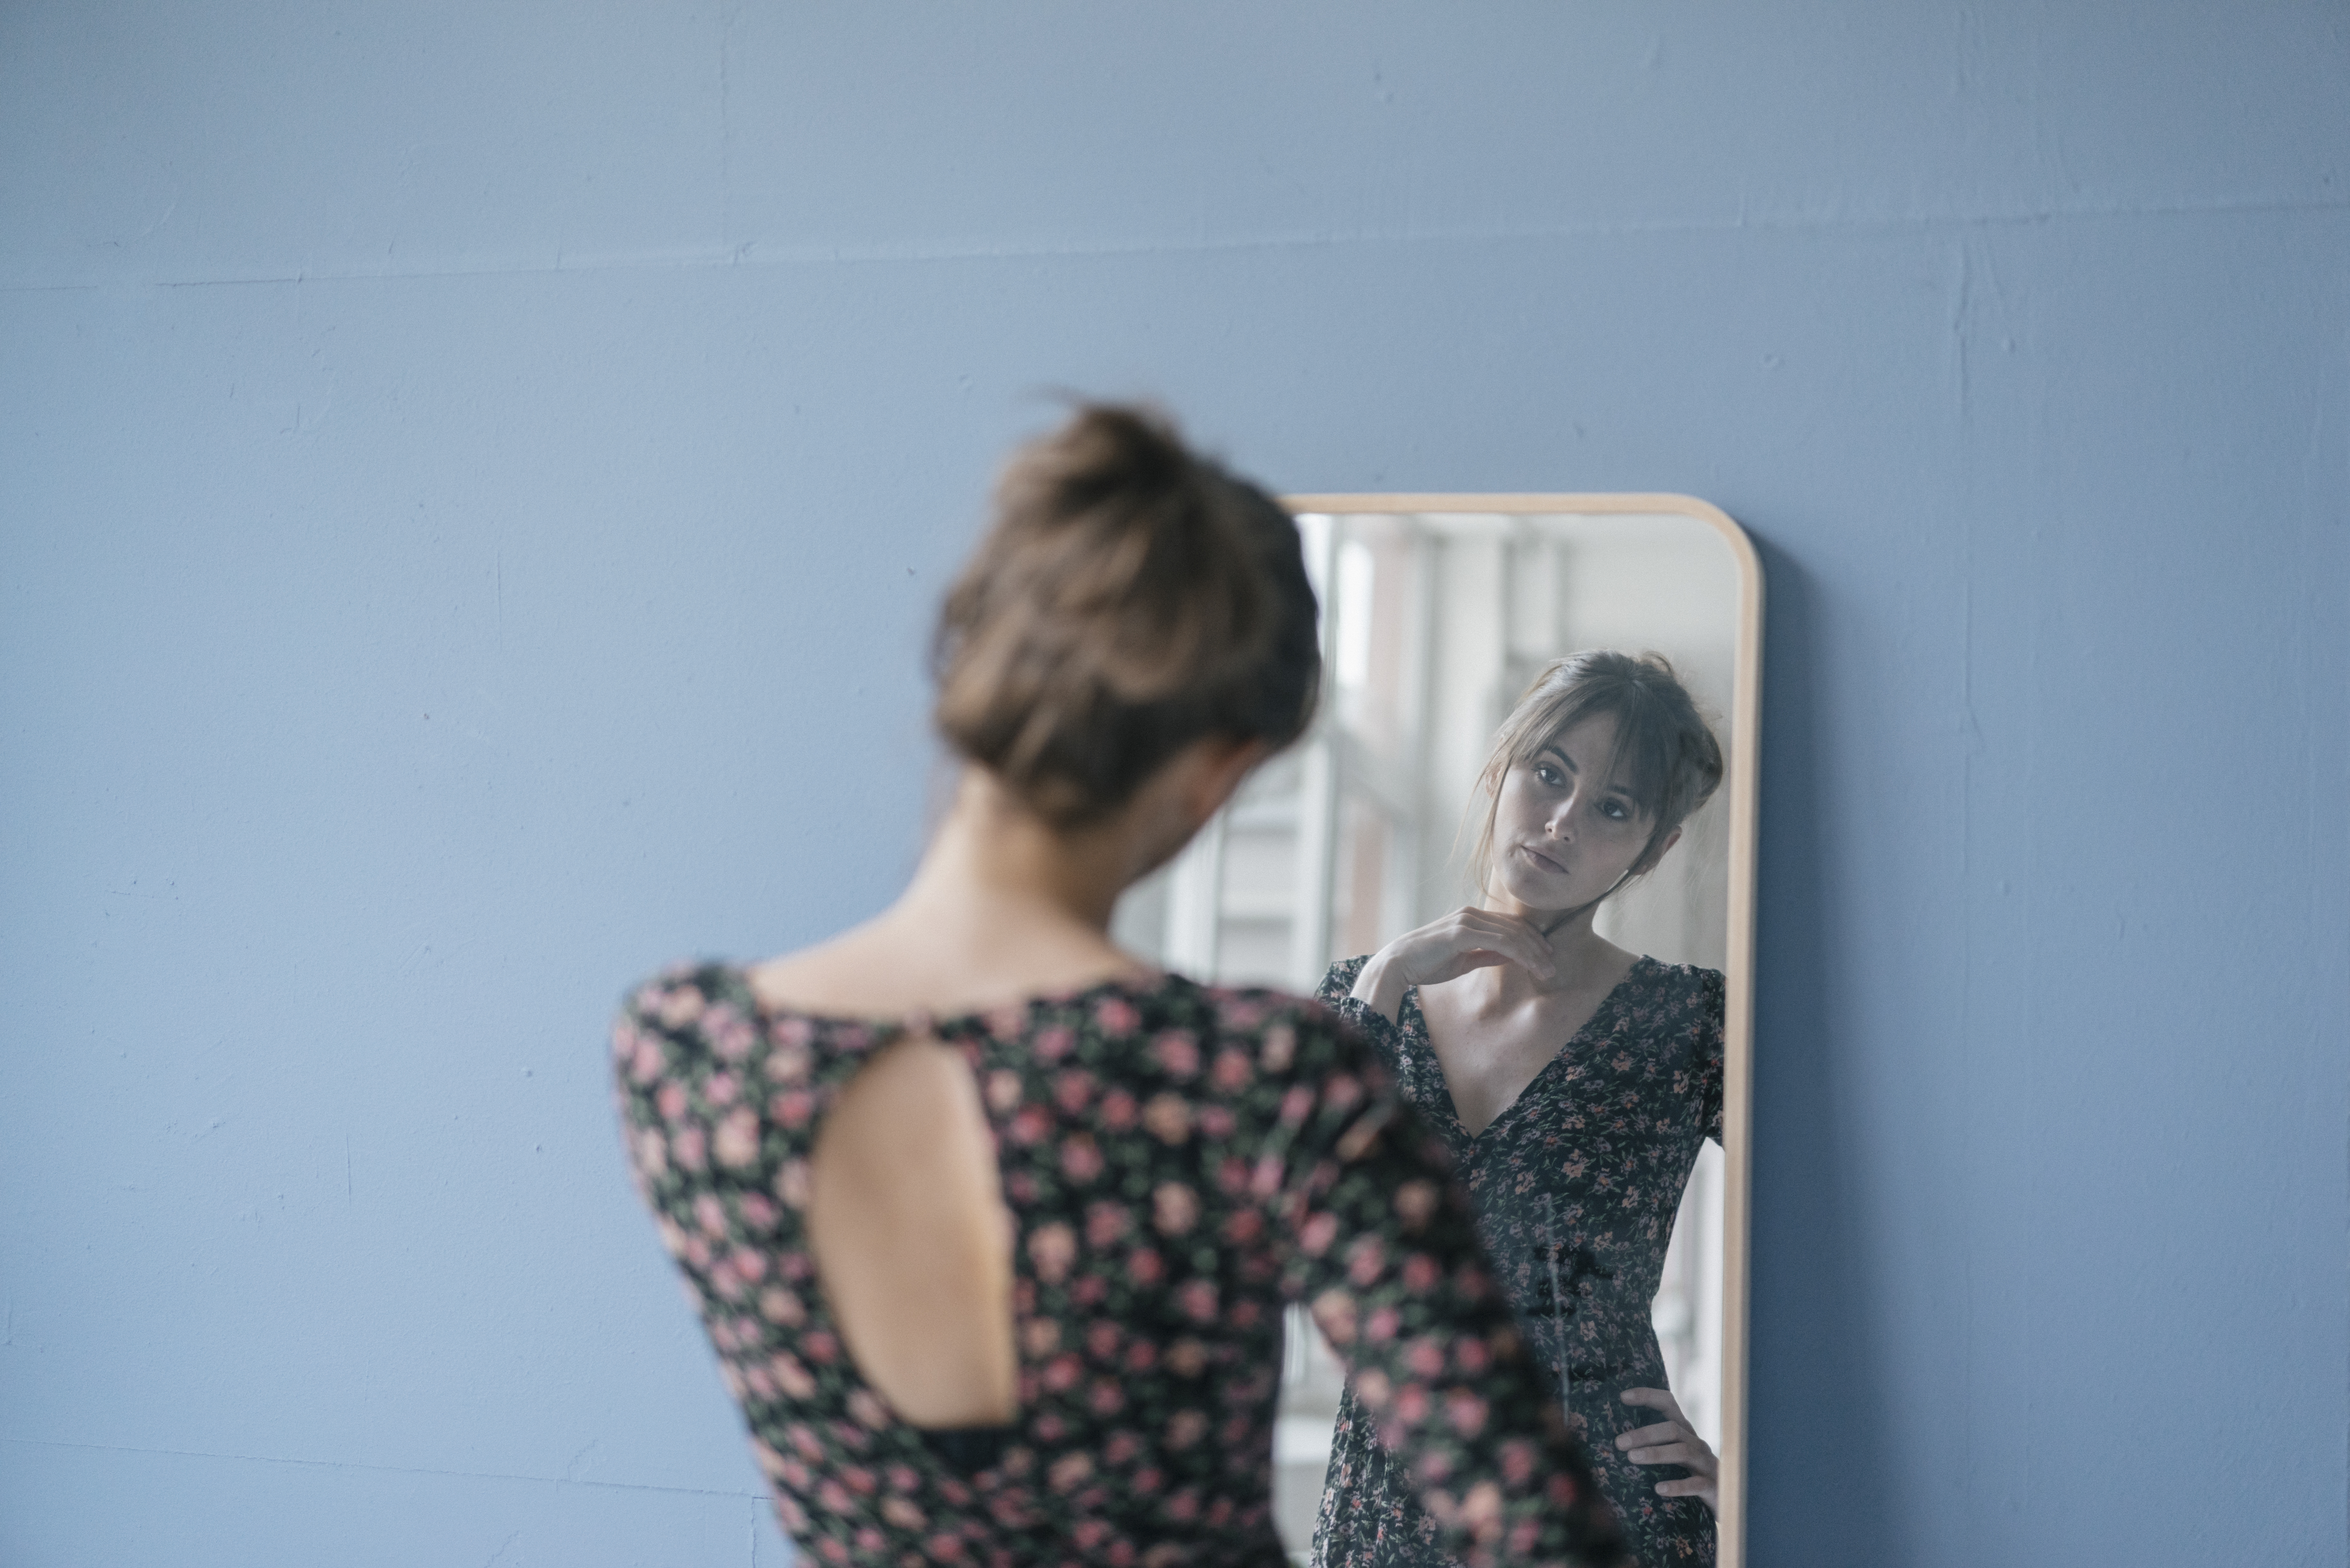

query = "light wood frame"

[1283,494,1762,1568]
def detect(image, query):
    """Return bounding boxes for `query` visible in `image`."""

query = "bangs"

[1509,683,1682,824]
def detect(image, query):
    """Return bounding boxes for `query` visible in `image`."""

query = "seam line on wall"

[2,192,2344,296]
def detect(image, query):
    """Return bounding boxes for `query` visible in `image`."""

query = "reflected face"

[1488,712,1663,915]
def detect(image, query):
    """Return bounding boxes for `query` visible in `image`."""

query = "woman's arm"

[1696,965,1727,1147]
[1343,908,1560,1023]
[1260,1004,1628,1568]
[1622,968,1728,1510]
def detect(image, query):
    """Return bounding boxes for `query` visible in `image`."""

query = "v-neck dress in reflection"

[1311,955,1725,1568]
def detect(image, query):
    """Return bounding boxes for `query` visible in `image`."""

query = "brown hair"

[931,403,1321,826]
[1469,650,1724,899]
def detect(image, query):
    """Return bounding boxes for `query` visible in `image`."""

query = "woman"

[1313,652,1727,1568]
[611,405,1628,1567]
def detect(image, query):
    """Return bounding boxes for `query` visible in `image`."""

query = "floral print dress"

[1311,957,1725,1568]
[613,962,1631,1568]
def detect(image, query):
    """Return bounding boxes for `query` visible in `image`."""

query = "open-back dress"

[1310,956,1725,1568]
[613,962,1630,1568]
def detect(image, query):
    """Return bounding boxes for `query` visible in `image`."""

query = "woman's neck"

[750,772,1151,1021]
[752,748,1243,1019]
[1483,896,1626,993]
[894,773,1130,939]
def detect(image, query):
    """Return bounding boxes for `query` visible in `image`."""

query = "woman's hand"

[1347,907,1556,1021]
[1615,1387,1718,1515]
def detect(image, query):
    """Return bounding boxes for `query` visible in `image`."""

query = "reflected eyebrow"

[1537,744,1577,773]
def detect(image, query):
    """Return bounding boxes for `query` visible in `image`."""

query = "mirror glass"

[1112,498,1758,1566]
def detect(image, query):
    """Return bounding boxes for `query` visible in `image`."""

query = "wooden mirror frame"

[1282,493,1762,1568]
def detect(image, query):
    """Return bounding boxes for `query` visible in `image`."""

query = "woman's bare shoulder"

[740,916,911,1017]
[747,916,1156,1023]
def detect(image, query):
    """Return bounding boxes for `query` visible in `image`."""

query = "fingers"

[1615,1389,1716,1477]
[1652,1476,1717,1501]
[1615,1421,1687,1448]
[1444,908,1555,980]
[1618,1386,1687,1422]
[1618,1438,1716,1474]
[1616,1386,1723,1514]
[1389,906,1565,987]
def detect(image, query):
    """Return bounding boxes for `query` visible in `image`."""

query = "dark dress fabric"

[1311,956,1724,1568]
[613,962,1630,1568]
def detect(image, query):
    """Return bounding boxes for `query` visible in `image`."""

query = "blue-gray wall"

[4,6,2343,1564]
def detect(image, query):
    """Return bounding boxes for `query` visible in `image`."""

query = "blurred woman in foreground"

[612,404,1628,1566]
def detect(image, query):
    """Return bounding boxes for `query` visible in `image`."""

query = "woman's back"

[728,736,1260,1443]
[616,961,1628,1565]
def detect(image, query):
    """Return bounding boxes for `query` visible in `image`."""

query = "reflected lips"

[1520,844,1569,876]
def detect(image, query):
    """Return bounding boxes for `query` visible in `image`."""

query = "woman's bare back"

[750,911,1155,1435]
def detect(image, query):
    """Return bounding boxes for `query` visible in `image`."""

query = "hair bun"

[931,403,1321,825]
[1046,404,1191,503]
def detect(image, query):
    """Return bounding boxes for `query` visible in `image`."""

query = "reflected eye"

[1533,764,1566,788]
[1599,799,1633,822]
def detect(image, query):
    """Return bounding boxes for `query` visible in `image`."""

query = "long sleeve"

[1239,996,1628,1568]
[1694,967,1726,1146]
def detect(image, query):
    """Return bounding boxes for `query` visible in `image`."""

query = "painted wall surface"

[3,5,2343,1564]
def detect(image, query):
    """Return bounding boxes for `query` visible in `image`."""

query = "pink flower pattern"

[616,963,1626,1568]
[1312,956,1724,1568]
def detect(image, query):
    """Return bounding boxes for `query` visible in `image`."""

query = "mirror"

[1112,495,1760,1567]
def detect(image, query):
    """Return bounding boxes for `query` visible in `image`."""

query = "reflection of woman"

[612,406,1629,1567]
[1313,652,1726,1568]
